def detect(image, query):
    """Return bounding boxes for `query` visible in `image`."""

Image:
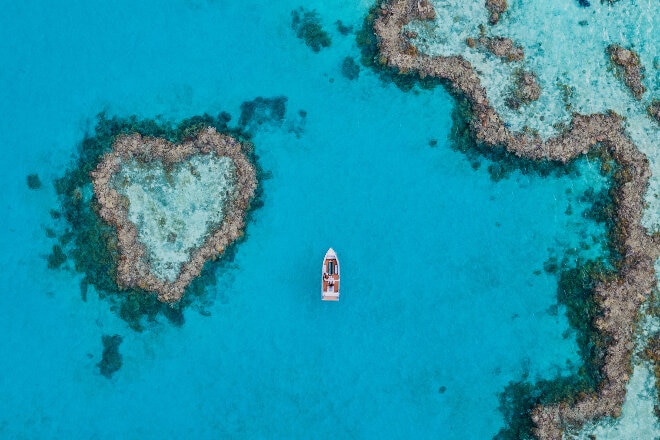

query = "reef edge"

[91,127,257,303]
[369,0,660,437]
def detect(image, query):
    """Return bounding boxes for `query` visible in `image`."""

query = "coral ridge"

[91,127,257,303]
[371,0,659,437]
[607,44,647,100]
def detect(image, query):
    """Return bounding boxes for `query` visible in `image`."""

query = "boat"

[321,248,340,301]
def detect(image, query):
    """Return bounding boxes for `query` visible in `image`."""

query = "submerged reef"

[341,56,361,80]
[607,44,646,100]
[485,0,508,25]
[47,244,67,270]
[291,7,331,52]
[448,98,582,182]
[50,113,263,331]
[97,334,123,378]
[335,20,353,36]
[506,70,541,110]
[26,173,42,190]
[368,0,660,437]
[472,36,524,62]
[643,332,660,420]
[91,128,257,303]
[497,259,616,439]
[238,96,288,133]
[648,100,660,124]
[237,95,306,138]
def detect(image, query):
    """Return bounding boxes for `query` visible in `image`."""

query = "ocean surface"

[0,0,630,438]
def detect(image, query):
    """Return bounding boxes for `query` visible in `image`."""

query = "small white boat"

[321,248,340,301]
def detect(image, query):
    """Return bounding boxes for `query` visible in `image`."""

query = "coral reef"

[238,96,288,133]
[51,113,263,331]
[291,7,331,52]
[341,56,361,80]
[485,0,508,25]
[607,44,646,100]
[335,20,353,36]
[506,70,541,110]
[472,36,524,62]
[370,0,659,437]
[286,109,307,139]
[648,100,660,124]
[643,334,660,419]
[47,244,67,269]
[356,8,442,92]
[91,127,257,303]
[448,98,581,182]
[26,173,42,190]
[97,334,123,378]
[495,259,615,439]
[580,187,615,225]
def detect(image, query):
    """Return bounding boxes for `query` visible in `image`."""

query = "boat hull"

[321,248,340,301]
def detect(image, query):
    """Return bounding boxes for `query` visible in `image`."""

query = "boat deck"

[322,254,340,301]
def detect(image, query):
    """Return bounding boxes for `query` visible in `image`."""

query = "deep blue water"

[0,1,609,438]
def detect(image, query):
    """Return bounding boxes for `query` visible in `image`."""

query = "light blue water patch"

[113,153,237,282]
[0,0,610,438]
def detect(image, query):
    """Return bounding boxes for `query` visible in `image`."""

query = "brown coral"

[648,100,660,124]
[485,0,508,25]
[476,36,524,62]
[372,1,659,438]
[607,44,647,100]
[91,127,257,303]
[506,70,541,109]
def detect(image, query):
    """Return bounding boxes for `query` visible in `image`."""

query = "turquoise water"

[0,1,612,438]
[410,0,660,230]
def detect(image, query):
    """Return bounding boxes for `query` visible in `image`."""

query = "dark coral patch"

[47,244,67,269]
[495,259,614,440]
[291,7,331,52]
[335,20,353,36]
[286,109,307,138]
[27,173,42,190]
[580,187,615,224]
[485,0,508,25]
[448,98,579,182]
[355,6,442,92]
[239,96,288,133]
[648,100,660,124]
[475,36,524,62]
[97,334,123,378]
[341,56,361,80]
[642,334,660,419]
[505,70,541,110]
[50,112,264,331]
[607,44,646,100]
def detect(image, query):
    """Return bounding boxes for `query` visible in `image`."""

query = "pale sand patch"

[114,154,236,282]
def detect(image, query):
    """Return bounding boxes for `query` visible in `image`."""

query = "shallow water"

[410,0,660,230]
[0,0,614,438]
[115,153,236,282]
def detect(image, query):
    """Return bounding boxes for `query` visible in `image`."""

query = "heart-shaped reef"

[91,127,257,303]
